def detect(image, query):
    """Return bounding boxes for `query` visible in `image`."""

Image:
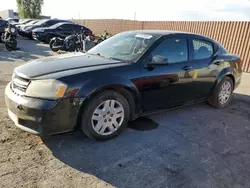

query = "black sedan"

[5,30,242,140]
[32,22,92,43]
[0,19,8,35]
[18,19,72,39]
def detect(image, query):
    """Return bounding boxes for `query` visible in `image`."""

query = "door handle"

[213,61,221,65]
[182,66,193,71]
[213,60,224,65]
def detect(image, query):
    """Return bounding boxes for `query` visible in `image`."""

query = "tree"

[17,0,44,18]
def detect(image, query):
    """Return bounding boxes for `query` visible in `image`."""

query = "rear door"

[183,38,221,100]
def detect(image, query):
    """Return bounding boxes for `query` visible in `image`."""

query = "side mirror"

[148,55,169,66]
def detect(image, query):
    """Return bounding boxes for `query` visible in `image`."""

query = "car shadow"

[0,38,53,62]
[42,93,250,188]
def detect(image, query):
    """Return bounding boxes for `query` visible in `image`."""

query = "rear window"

[192,39,213,59]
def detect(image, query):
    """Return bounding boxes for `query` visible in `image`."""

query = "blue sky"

[1,0,250,21]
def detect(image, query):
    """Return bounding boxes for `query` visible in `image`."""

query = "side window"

[46,20,58,26]
[60,24,73,30]
[74,25,83,32]
[151,38,188,63]
[192,39,213,59]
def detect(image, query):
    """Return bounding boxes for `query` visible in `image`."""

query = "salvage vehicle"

[1,23,17,51]
[5,30,242,140]
[0,19,8,39]
[32,22,92,43]
[18,19,72,39]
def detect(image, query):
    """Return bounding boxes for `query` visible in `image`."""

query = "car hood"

[14,53,127,79]
[23,24,41,31]
[33,27,50,32]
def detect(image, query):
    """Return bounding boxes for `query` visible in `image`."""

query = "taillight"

[237,59,243,68]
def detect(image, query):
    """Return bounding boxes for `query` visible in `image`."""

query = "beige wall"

[74,19,250,73]
[0,10,14,19]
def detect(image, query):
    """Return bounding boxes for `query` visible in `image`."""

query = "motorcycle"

[95,30,112,45]
[1,23,17,51]
[49,32,78,52]
[50,30,95,52]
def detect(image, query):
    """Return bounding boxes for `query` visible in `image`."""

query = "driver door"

[140,36,192,112]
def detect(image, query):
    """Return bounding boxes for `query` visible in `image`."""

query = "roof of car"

[123,30,208,38]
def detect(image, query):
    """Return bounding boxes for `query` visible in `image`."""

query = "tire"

[208,76,234,108]
[5,39,17,51]
[80,90,130,140]
[49,40,59,52]
[44,34,53,44]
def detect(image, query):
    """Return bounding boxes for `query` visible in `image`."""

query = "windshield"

[19,19,31,24]
[87,32,160,62]
[49,23,64,29]
[26,20,37,25]
[34,19,48,26]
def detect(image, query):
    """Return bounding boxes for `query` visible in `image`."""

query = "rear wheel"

[49,40,59,52]
[80,90,130,140]
[208,76,234,108]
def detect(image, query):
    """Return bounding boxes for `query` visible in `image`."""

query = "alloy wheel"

[218,80,232,104]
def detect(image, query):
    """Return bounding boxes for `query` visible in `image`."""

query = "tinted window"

[59,24,73,30]
[0,20,7,26]
[192,39,213,59]
[73,25,83,32]
[151,38,188,63]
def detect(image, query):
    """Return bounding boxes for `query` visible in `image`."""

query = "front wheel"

[208,76,234,108]
[5,38,17,51]
[80,90,130,140]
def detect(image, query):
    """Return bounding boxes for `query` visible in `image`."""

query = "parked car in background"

[6,18,19,24]
[32,22,92,43]
[0,19,8,37]
[17,20,39,35]
[5,30,242,140]
[18,19,72,39]
[12,19,34,26]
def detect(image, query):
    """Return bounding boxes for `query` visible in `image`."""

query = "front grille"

[11,74,30,96]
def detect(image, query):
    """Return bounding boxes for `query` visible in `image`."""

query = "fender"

[50,37,57,42]
[76,75,139,98]
[213,67,234,89]
[74,75,141,119]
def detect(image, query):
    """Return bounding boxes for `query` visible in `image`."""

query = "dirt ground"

[0,39,250,188]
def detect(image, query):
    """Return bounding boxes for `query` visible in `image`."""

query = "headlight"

[25,79,67,100]
[10,28,16,33]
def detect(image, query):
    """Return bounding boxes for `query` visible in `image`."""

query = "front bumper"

[32,32,44,41]
[5,82,83,135]
[18,30,32,38]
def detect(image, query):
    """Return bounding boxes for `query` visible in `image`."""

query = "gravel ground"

[0,39,250,188]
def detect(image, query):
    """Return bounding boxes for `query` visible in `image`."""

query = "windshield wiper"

[87,53,134,63]
[87,52,108,59]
